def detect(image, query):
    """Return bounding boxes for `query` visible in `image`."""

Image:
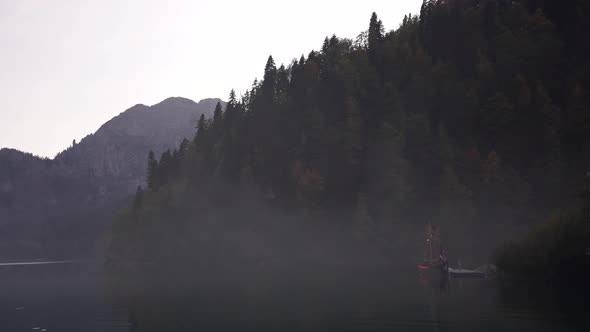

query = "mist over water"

[2,0,590,330]
[0,261,587,332]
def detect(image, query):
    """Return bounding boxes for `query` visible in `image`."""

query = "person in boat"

[439,247,449,272]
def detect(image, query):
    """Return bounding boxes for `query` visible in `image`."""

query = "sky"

[0,0,423,158]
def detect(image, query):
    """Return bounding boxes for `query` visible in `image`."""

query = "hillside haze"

[0,97,223,258]
[109,0,590,281]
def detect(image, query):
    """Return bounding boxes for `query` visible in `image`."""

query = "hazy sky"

[0,0,423,158]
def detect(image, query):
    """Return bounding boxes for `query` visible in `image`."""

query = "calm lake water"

[0,262,587,332]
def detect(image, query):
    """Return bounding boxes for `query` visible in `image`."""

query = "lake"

[0,261,587,332]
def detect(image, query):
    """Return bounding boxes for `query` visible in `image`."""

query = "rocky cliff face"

[0,97,223,258]
[57,97,222,189]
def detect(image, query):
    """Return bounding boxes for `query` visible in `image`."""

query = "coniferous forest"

[109,0,590,280]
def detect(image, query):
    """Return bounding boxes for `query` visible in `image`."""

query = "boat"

[417,223,445,271]
[447,267,485,278]
[417,223,487,279]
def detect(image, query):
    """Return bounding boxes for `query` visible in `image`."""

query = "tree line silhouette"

[110,0,590,270]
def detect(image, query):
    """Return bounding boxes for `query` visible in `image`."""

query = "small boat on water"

[417,223,490,279]
[447,267,485,278]
[417,223,444,270]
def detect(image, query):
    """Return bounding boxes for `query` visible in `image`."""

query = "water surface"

[0,262,587,331]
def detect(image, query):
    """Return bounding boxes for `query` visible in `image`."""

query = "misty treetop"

[111,0,590,266]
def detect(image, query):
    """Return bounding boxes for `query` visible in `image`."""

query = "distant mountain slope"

[56,97,223,193]
[0,97,224,258]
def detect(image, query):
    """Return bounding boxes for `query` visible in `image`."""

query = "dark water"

[0,262,129,332]
[0,262,587,332]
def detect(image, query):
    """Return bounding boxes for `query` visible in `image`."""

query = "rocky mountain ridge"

[0,97,224,258]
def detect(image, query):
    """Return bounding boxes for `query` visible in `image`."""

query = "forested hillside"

[0,98,221,258]
[109,0,590,270]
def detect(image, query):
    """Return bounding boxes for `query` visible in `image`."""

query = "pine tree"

[159,150,173,185]
[481,92,515,147]
[368,12,384,64]
[344,97,364,172]
[171,149,180,176]
[436,126,475,246]
[354,193,375,240]
[276,65,290,105]
[147,150,158,191]
[213,102,223,126]
[262,55,277,101]
[582,172,590,218]
[132,185,144,211]
[322,37,330,53]
[219,89,243,182]
[536,82,561,161]
[229,88,237,103]
[228,89,237,109]
[178,138,189,159]
[483,150,501,184]
[295,165,325,213]
[365,121,411,229]
[194,113,206,147]
[564,84,589,153]
[223,89,238,133]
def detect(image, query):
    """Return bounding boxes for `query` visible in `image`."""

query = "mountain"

[55,97,223,196]
[0,97,224,259]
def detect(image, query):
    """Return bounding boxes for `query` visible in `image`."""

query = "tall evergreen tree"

[262,56,277,100]
[194,113,206,147]
[158,150,173,186]
[368,12,384,64]
[147,150,158,191]
[178,138,189,159]
[132,185,144,211]
[213,102,223,126]
[583,172,590,217]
